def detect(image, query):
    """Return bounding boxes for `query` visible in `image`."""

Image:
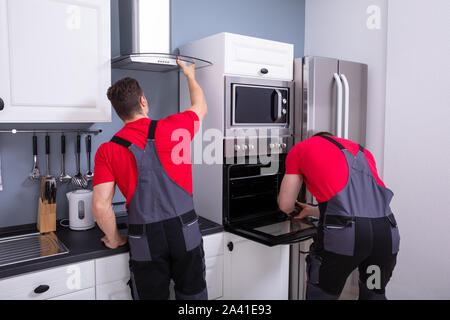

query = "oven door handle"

[229,172,279,181]
[274,89,283,122]
[225,224,317,247]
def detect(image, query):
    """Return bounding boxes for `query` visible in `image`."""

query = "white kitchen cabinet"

[222,232,289,300]
[96,279,132,300]
[0,0,111,123]
[180,32,293,81]
[49,287,96,300]
[0,232,225,300]
[95,252,130,285]
[94,252,132,301]
[224,33,294,80]
[0,260,95,300]
[205,255,224,300]
[95,233,225,300]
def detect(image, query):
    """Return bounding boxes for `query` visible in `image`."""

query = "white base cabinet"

[50,287,96,300]
[96,279,132,300]
[0,260,95,300]
[223,232,289,300]
[94,252,131,300]
[0,231,291,300]
[95,232,225,300]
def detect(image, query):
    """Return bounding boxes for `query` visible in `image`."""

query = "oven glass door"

[224,158,316,246]
[232,84,289,125]
[226,212,317,247]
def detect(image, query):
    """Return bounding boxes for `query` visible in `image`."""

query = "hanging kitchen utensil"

[72,134,88,189]
[59,135,71,183]
[84,135,93,181]
[44,135,57,203]
[29,135,41,181]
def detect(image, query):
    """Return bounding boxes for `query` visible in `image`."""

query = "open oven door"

[225,212,318,247]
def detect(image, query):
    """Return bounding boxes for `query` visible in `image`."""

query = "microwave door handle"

[340,74,350,139]
[274,89,283,122]
[333,73,343,138]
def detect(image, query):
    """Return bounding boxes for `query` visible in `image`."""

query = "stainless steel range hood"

[112,0,211,72]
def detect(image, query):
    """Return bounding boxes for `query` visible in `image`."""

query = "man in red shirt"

[278,132,400,300]
[92,59,208,300]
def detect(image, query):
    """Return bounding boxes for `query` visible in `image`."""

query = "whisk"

[72,134,88,189]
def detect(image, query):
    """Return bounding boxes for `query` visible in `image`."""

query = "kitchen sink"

[0,232,69,268]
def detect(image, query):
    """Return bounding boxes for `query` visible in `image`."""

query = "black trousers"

[128,215,207,300]
[307,216,398,299]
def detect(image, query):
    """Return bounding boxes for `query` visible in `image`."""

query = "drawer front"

[205,255,224,300]
[0,260,95,300]
[224,34,293,80]
[203,232,224,259]
[49,287,95,300]
[95,253,130,285]
[96,279,132,300]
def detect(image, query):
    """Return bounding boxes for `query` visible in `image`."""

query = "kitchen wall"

[0,0,306,228]
[383,0,450,299]
[304,0,388,176]
[172,0,305,58]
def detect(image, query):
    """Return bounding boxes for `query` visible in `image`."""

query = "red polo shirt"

[285,136,385,203]
[93,111,199,210]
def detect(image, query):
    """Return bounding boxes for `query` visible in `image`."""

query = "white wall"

[383,0,450,299]
[304,0,388,176]
[305,0,450,299]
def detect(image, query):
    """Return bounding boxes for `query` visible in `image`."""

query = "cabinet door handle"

[0,97,4,111]
[260,68,269,74]
[227,241,234,252]
[34,284,50,294]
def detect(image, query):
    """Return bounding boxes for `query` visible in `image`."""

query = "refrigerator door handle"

[333,73,343,138]
[340,74,350,139]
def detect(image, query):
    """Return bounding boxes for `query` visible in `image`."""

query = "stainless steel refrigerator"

[290,56,368,300]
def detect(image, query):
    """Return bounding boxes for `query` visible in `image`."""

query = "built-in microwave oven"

[225,76,294,137]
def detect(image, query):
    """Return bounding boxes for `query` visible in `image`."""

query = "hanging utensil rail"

[0,129,102,134]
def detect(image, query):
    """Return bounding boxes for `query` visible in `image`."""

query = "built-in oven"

[223,154,317,247]
[225,76,294,138]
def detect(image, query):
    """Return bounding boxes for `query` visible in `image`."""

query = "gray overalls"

[111,120,207,300]
[306,136,400,300]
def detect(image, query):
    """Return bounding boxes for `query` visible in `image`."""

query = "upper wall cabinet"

[0,0,111,123]
[180,33,294,81]
[224,33,294,81]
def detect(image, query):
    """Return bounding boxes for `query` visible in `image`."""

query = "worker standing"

[278,132,400,300]
[92,59,208,300]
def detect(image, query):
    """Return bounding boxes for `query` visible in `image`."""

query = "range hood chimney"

[112,0,211,72]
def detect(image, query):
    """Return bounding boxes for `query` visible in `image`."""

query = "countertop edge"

[0,220,224,280]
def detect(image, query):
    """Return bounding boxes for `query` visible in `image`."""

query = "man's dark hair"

[313,131,334,137]
[107,77,144,120]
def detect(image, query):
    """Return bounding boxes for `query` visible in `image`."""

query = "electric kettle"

[66,190,95,231]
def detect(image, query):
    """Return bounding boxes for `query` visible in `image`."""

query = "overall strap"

[319,135,365,154]
[319,135,345,150]
[358,144,365,153]
[110,120,158,148]
[147,120,158,140]
[111,135,132,148]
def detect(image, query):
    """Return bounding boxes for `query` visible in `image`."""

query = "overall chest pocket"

[322,215,356,256]
[179,210,202,251]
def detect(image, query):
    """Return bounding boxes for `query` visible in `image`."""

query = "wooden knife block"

[37,197,56,233]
